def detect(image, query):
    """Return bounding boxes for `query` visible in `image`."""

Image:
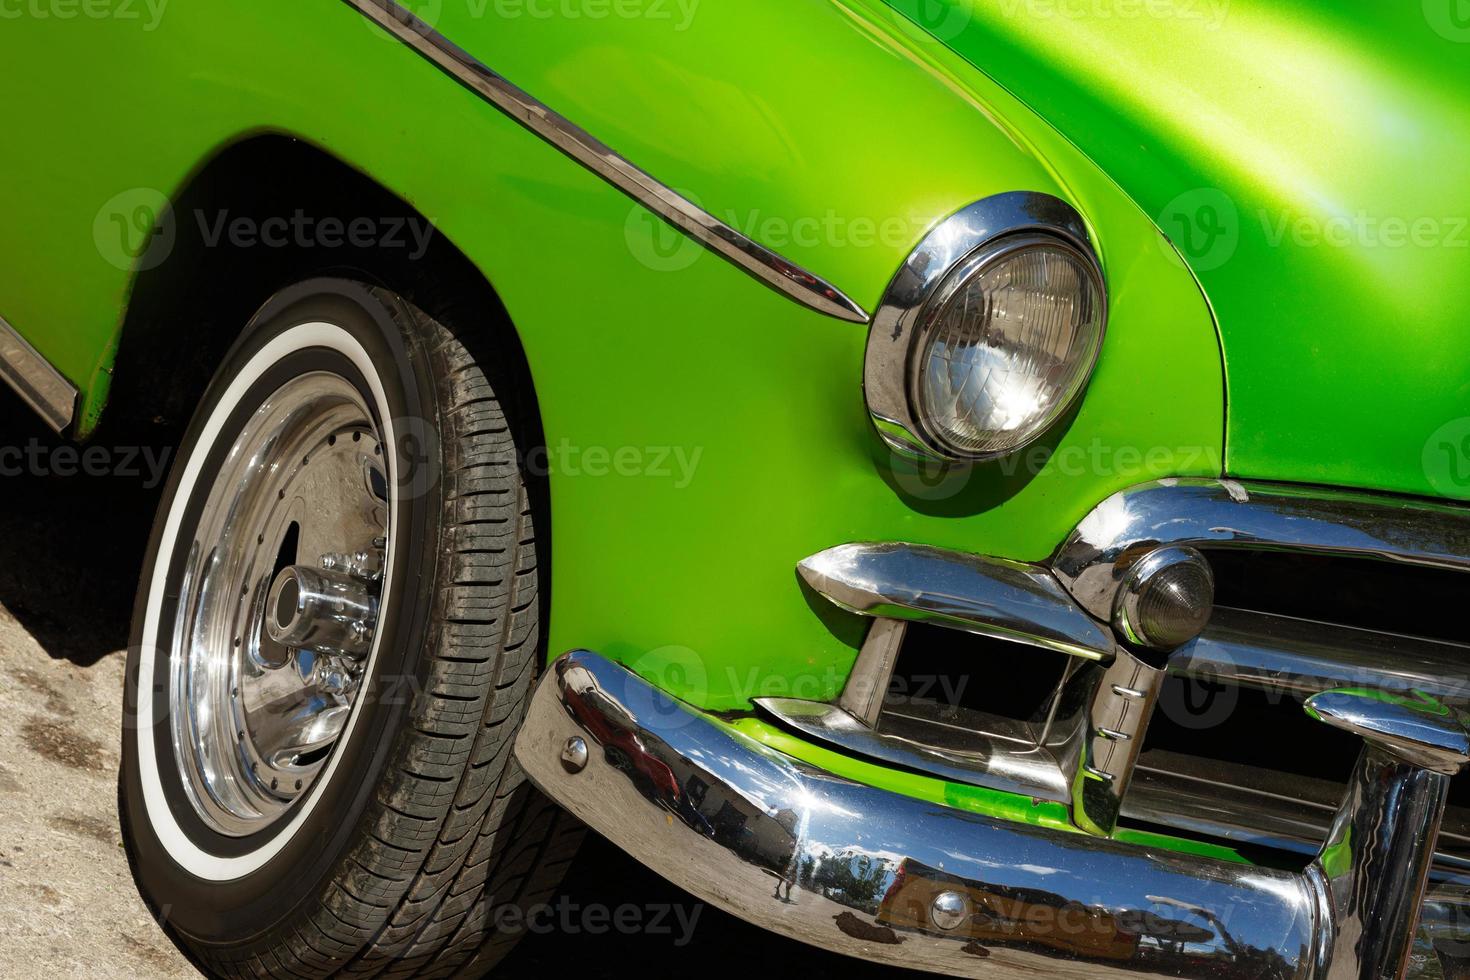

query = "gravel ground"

[0,387,928,979]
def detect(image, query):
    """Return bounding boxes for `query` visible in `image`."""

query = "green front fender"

[0,0,1224,708]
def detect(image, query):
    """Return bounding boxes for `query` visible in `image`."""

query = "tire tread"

[193,287,580,980]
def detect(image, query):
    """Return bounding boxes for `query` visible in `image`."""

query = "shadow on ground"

[501,831,934,978]
[0,383,927,977]
[0,389,164,665]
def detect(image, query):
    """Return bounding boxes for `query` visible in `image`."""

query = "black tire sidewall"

[121,278,440,945]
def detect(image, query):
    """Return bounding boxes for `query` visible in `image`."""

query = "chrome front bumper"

[513,651,1470,979]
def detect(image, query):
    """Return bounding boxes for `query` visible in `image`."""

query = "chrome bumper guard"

[515,650,1470,979]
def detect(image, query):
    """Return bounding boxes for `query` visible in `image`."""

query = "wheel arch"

[109,132,540,441]
[106,131,551,621]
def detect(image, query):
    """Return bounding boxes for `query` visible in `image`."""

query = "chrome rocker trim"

[516,650,1470,979]
[0,312,76,432]
[340,0,870,324]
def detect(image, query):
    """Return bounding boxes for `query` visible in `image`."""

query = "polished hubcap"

[169,372,391,836]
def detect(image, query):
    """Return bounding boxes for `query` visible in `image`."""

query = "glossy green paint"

[0,0,1224,717]
[886,0,1470,501]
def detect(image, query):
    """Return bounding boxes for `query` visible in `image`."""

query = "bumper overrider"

[513,481,1470,978]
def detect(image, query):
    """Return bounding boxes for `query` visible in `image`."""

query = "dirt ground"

[0,387,930,979]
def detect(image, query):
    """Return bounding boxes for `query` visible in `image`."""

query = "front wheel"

[121,278,581,977]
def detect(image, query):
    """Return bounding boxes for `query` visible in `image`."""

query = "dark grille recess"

[883,621,1073,728]
[1208,548,1466,647]
[1124,548,1470,868]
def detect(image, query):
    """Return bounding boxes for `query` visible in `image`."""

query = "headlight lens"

[911,234,1106,458]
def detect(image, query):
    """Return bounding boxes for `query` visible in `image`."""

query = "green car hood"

[886,0,1470,501]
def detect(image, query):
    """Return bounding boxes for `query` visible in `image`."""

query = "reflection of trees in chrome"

[874,858,1296,975]
[585,686,1306,976]
[569,663,1327,978]
[799,851,890,915]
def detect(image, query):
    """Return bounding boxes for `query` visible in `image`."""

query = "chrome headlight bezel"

[864,191,1108,463]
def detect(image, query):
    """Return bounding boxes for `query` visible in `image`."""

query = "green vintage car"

[2,0,1469,976]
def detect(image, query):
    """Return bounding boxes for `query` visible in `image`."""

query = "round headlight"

[909,234,1105,458]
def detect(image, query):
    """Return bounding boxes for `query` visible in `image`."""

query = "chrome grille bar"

[1054,479,1470,621]
[797,541,1115,661]
[762,481,1470,977]
[1124,750,1470,871]
[792,542,1159,834]
[1172,606,1470,705]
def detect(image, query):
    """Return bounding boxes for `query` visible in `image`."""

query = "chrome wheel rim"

[169,371,391,836]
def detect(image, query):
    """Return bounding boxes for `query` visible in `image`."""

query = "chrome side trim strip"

[1053,478,1470,621]
[340,0,871,324]
[798,541,1115,661]
[0,313,76,432]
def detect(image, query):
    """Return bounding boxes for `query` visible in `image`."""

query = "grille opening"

[1134,674,1470,862]
[1149,548,1470,853]
[1205,548,1465,647]
[880,621,1074,729]
[1144,674,1361,784]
